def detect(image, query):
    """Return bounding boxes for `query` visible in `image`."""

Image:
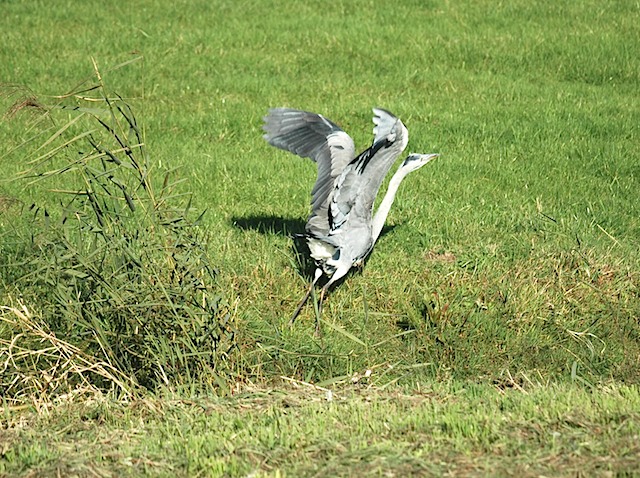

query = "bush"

[0,62,235,402]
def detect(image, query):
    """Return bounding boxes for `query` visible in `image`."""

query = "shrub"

[0,61,235,402]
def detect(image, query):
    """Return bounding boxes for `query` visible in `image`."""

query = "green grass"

[2,383,639,477]
[1,0,639,475]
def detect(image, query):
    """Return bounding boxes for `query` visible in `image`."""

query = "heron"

[263,107,438,323]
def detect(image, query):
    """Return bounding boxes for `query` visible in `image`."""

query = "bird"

[263,107,438,324]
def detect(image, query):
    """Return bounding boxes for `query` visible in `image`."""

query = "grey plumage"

[263,107,437,323]
[262,108,355,238]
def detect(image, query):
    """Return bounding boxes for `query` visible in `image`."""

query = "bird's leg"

[290,283,314,325]
[290,268,322,325]
[317,285,328,318]
[314,284,330,334]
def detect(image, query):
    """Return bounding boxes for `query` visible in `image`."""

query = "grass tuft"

[1,63,235,401]
[0,303,134,404]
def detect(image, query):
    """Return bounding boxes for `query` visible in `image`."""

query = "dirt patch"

[425,250,456,263]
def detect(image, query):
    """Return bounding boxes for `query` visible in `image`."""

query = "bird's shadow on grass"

[231,214,397,280]
[232,215,306,237]
[232,214,314,277]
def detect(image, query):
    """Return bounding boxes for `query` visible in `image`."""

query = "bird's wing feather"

[328,140,388,231]
[263,108,355,237]
[327,109,409,235]
[262,108,353,164]
[372,108,400,144]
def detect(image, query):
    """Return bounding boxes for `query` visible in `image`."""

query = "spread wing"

[263,108,355,236]
[328,108,409,234]
[372,107,400,144]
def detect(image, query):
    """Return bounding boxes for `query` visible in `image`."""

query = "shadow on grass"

[232,214,314,277]
[232,214,398,240]
[231,213,398,280]
[232,215,306,237]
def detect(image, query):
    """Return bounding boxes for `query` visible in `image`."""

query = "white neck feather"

[371,164,412,243]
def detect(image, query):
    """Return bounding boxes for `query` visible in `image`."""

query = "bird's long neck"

[371,165,411,242]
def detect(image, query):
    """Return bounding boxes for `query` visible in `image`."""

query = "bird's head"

[401,153,439,173]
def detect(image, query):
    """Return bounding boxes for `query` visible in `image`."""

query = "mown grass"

[1,0,639,475]
[2,383,639,477]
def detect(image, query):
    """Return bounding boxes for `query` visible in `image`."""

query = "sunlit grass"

[2,383,639,476]
[1,0,639,475]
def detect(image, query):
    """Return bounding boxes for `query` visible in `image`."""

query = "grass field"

[1,0,639,476]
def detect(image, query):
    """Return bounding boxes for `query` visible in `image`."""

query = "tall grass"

[1,62,234,402]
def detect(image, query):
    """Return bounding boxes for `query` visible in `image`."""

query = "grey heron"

[263,107,438,323]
